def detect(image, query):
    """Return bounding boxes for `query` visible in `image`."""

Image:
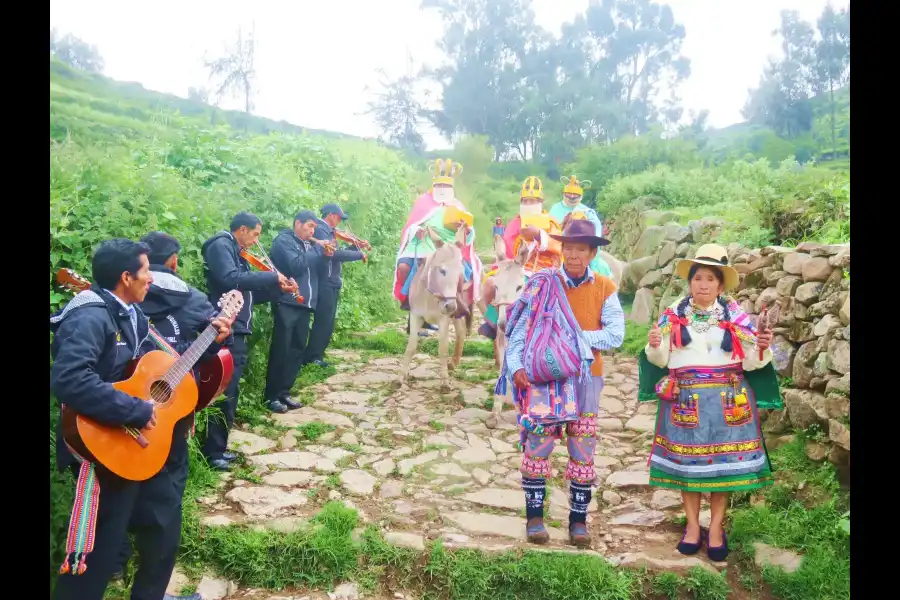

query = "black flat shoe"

[280,396,304,410]
[267,399,288,413]
[208,459,232,471]
[311,359,330,368]
[706,531,729,562]
[222,452,238,462]
[677,528,703,555]
[165,594,201,600]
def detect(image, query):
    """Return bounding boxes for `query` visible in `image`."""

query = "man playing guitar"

[51,239,231,600]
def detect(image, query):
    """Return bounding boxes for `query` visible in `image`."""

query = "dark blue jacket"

[269,228,327,310]
[50,287,154,471]
[201,231,280,335]
[312,218,365,289]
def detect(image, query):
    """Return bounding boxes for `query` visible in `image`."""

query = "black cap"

[320,203,349,220]
[294,209,319,225]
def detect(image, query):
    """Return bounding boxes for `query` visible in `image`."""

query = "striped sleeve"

[582,293,625,350]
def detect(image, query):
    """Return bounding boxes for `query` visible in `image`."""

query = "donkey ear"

[514,242,529,266]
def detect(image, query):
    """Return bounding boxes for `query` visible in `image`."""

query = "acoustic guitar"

[59,288,243,481]
[55,268,234,411]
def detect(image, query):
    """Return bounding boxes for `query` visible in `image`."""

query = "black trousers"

[202,333,248,460]
[53,452,188,600]
[304,284,340,364]
[265,304,312,401]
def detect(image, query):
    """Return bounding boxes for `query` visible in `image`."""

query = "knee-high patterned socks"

[520,414,598,524]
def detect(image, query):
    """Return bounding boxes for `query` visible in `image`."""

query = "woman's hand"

[513,369,529,389]
[648,322,662,348]
[521,226,540,242]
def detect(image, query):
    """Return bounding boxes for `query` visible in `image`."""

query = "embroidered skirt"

[648,364,774,493]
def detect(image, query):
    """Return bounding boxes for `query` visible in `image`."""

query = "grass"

[295,421,336,442]
[620,320,651,357]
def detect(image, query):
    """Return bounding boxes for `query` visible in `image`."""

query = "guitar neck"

[161,323,219,387]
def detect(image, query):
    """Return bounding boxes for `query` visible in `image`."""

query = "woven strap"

[59,456,99,575]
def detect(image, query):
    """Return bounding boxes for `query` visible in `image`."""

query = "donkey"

[478,235,529,369]
[598,250,623,285]
[399,226,471,391]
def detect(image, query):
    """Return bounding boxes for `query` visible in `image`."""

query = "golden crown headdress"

[520,176,544,201]
[430,158,463,186]
[561,175,592,197]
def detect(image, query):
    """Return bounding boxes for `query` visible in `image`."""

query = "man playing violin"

[201,212,296,469]
[303,203,367,368]
[264,210,333,413]
[51,239,231,600]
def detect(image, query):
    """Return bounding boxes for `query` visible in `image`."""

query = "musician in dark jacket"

[50,238,230,600]
[264,209,330,412]
[200,211,294,467]
[108,231,233,583]
[302,203,367,368]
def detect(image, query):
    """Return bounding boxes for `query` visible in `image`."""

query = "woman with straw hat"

[637,243,784,562]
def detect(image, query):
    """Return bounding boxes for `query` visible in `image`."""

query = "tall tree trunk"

[829,83,836,159]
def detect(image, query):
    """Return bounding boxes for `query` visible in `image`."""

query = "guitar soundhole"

[150,380,174,403]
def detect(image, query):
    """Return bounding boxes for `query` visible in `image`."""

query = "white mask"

[563,195,581,208]
[520,203,542,218]
[433,187,454,205]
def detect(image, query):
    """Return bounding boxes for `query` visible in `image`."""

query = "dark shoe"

[478,322,497,340]
[569,522,591,548]
[164,594,202,600]
[526,518,550,544]
[222,452,239,462]
[280,396,304,410]
[677,528,703,555]
[418,330,431,337]
[424,322,439,331]
[267,399,288,413]
[208,459,232,471]
[401,299,410,311]
[706,530,729,562]
[311,359,330,368]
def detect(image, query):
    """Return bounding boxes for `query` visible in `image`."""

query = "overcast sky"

[49,0,846,150]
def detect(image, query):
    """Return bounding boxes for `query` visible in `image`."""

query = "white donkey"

[399,226,471,391]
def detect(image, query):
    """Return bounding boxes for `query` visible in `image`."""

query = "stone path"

[186,321,726,599]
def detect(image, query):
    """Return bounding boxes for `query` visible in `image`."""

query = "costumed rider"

[393,158,483,319]
[548,175,613,278]
[479,175,562,339]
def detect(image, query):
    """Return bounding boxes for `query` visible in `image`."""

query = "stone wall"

[619,214,850,471]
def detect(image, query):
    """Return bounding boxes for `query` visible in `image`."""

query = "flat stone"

[602,490,622,506]
[202,515,235,527]
[612,552,719,574]
[273,409,354,429]
[425,435,454,447]
[472,467,491,485]
[340,432,359,446]
[453,447,497,464]
[224,486,308,518]
[609,510,666,526]
[385,531,426,551]
[753,542,804,573]
[444,511,566,541]
[261,516,307,533]
[380,480,404,499]
[340,470,377,495]
[606,470,650,488]
[432,462,471,478]
[597,418,625,431]
[373,458,396,476]
[461,488,521,510]
[324,390,374,404]
[357,371,397,384]
[601,396,626,414]
[625,414,657,432]
[248,452,336,472]
[455,408,492,421]
[195,576,232,600]
[398,451,441,475]
[262,471,313,487]
[228,430,277,455]
[489,437,517,454]
[650,490,682,510]
[328,582,360,600]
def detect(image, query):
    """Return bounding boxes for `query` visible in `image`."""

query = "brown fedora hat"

[548,218,610,247]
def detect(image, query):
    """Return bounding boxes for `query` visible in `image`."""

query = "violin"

[239,242,305,304]
[333,226,370,263]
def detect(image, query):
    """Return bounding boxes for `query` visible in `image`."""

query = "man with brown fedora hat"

[504,216,625,547]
